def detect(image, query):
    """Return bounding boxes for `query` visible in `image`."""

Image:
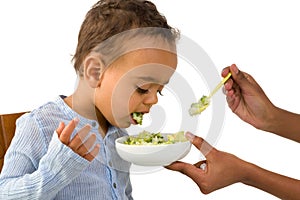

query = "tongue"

[130,114,138,125]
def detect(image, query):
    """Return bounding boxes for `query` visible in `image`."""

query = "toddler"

[0,0,179,199]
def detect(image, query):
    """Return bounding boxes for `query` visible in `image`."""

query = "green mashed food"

[189,95,210,116]
[124,131,187,145]
[132,112,143,125]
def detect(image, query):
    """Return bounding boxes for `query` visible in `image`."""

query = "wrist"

[259,105,281,133]
[261,106,300,142]
[241,161,260,187]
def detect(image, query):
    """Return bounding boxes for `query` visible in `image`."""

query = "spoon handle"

[208,72,232,99]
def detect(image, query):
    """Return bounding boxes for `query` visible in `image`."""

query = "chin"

[112,120,131,129]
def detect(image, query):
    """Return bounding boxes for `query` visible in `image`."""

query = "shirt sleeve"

[0,114,90,200]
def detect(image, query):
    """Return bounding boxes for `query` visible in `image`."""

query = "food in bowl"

[115,131,191,166]
[124,130,187,145]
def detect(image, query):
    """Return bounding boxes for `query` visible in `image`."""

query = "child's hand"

[56,118,100,162]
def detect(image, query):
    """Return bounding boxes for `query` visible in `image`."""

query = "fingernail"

[223,84,229,94]
[185,132,195,142]
[200,163,207,170]
[73,117,79,125]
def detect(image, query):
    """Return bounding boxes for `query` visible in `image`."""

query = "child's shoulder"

[9,97,69,160]
[19,96,65,122]
[16,96,71,138]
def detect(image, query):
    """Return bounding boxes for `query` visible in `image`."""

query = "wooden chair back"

[0,112,27,172]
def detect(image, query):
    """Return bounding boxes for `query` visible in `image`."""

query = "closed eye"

[136,87,149,94]
[136,86,164,96]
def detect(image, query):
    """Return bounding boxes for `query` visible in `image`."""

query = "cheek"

[112,95,138,117]
[128,93,143,110]
[110,87,137,117]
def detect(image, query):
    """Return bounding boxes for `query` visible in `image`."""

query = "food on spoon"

[124,130,187,145]
[189,95,210,116]
[189,73,232,116]
[132,112,143,125]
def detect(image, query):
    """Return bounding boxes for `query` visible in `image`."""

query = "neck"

[64,95,108,137]
[95,107,109,137]
[64,79,109,137]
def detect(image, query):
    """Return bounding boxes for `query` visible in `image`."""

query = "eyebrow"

[137,76,169,85]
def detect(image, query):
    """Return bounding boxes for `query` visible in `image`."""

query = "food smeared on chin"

[124,130,187,145]
[132,112,143,125]
[189,95,210,116]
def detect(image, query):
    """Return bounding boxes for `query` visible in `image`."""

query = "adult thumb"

[229,64,252,89]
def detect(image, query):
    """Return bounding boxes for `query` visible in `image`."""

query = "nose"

[143,91,158,106]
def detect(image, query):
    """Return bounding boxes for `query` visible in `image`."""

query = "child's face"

[95,48,177,128]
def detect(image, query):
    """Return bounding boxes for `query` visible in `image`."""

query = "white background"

[1,1,300,199]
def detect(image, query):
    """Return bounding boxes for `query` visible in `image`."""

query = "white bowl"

[115,134,192,166]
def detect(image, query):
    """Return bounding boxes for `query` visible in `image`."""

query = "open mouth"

[130,112,144,125]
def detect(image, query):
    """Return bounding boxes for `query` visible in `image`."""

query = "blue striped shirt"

[0,96,133,200]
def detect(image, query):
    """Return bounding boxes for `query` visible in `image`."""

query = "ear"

[83,53,105,88]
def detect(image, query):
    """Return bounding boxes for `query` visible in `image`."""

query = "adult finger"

[166,161,206,187]
[185,132,215,156]
[221,66,231,78]
[59,118,79,145]
[229,64,252,89]
[222,65,240,96]
[165,161,190,172]
[166,160,206,173]
[224,78,234,91]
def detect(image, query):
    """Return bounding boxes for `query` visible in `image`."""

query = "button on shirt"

[0,96,133,200]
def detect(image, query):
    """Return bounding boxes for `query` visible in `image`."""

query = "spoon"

[208,72,232,98]
[189,72,232,116]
